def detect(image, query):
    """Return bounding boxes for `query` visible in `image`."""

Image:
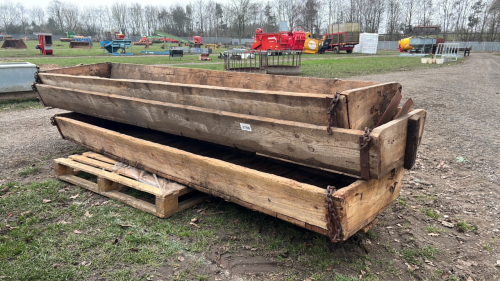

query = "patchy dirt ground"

[1,53,499,280]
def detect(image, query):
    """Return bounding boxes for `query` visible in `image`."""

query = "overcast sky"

[17,0,192,9]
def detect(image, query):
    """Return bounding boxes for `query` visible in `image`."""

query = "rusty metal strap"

[32,66,42,92]
[359,127,372,180]
[326,92,340,134]
[325,185,342,242]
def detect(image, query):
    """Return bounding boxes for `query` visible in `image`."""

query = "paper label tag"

[240,123,252,132]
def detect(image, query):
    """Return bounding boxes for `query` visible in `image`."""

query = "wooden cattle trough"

[69,41,92,49]
[1,39,27,49]
[35,63,426,180]
[52,113,405,241]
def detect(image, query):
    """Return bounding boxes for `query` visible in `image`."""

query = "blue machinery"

[101,40,133,56]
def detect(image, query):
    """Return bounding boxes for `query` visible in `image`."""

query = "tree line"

[1,0,499,41]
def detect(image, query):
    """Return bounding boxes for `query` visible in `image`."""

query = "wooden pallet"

[54,152,209,218]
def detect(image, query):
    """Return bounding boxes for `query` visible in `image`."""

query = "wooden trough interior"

[53,112,404,241]
[69,41,92,49]
[37,62,425,180]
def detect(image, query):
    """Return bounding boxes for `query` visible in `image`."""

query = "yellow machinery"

[398,37,413,51]
[303,32,323,54]
[206,44,217,51]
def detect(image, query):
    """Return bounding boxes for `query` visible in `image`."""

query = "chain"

[360,127,372,149]
[325,185,342,242]
[32,66,42,92]
[326,92,340,134]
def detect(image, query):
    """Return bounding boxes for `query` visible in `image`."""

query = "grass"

[365,229,378,240]
[300,56,444,78]
[0,178,368,280]
[0,98,43,112]
[426,225,446,233]
[17,166,40,177]
[483,244,492,251]
[419,208,440,219]
[415,194,437,201]
[397,197,407,206]
[456,220,478,232]
[401,245,439,265]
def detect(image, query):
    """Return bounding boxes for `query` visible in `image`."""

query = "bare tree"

[48,0,65,32]
[62,3,79,32]
[30,6,46,31]
[386,0,402,38]
[128,3,143,36]
[302,0,319,33]
[144,5,159,36]
[193,0,206,35]
[229,0,252,41]
[0,1,20,32]
[111,3,127,33]
[440,0,454,36]
[16,3,29,33]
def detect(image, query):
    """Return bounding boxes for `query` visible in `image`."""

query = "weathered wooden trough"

[35,62,426,242]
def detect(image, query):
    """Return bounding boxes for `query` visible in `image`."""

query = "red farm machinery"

[251,27,306,52]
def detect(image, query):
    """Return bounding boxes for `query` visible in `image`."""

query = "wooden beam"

[42,62,110,78]
[54,114,329,229]
[38,73,341,127]
[38,84,374,177]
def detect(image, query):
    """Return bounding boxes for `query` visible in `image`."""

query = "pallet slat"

[54,154,209,218]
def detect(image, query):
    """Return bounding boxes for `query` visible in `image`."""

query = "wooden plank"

[38,73,336,127]
[54,158,163,196]
[104,190,157,215]
[371,109,426,179]
[42,62,110,78]
[69,154,116,171]
[109,63,377,94]
[341,82,401,130]
[333,166,404,239]
[82,152,118,164]
[57,174,98,192]
[40,84,373,177]
[54,115,329,229]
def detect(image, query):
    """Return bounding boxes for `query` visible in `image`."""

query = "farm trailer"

[320,23,360,54]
